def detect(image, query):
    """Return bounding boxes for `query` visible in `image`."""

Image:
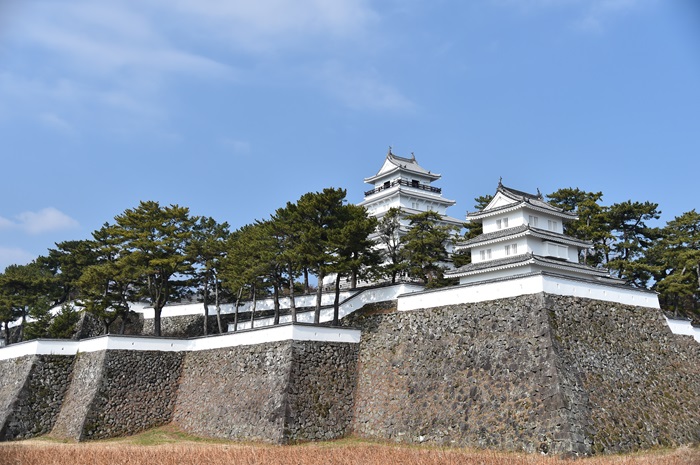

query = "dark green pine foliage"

[295,188,348,324]
[188,217,230,334]
[376,207,407,284]
[647,210,700,321]
[328,204,379,324]
[0,262,59,344]
[547,188,610,266]
[38,239,100,304]
[453,194,495,268]
[77,224,138,335]
[605,200,661,287]
[270,202,305,323]
[402,211,456,287]
[105,201,198,337]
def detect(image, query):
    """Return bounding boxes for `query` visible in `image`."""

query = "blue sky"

[1,0,699,270]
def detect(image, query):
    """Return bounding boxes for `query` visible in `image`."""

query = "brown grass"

[0,428,697,465]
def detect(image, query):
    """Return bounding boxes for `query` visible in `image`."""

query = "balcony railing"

[365,179,442,196]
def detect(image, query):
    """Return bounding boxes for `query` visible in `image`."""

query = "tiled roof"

[446,252,609,277]
[456,224,591,248]
[458,224,529,246]
[387,152,433,176]
[466,184,577,219]
[448,253,534,274]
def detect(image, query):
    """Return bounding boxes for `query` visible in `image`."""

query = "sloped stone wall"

[344,293,588,454]
[173,340,360,444]
[545,294,700,454]
[82,350,183,439]
[285,341,359,442]
[0,355,74,440]
[344,293,700,455]
[173,341,293,443]
[51,351,106,440]
[0,356,35,438]
[51,350,184,440]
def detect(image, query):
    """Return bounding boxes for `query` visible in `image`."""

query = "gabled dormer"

[447,182,610,284]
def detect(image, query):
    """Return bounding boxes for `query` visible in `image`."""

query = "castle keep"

[0,152,698,455]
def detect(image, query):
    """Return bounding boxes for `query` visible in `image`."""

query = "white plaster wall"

[231,283,423,331]
[458,265,537,284]
[513,211,529,227]
[133,291,358,320]
[664,317,700,343]
[399,273,660,312]
[0,326,362,361]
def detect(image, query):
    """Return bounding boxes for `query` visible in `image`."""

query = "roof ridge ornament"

[387,146,393,158]
[410,152,416,161]
[537,188,543,199]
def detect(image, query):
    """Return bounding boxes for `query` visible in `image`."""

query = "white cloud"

[493,0,652,31]
[163,0,378,52]
[220,138,252,156]
[38,112,75,135]
[0,247,35,271]
[318,63,416,113]
[0,208,79,235]
[574,0,648,32]
[0,216,14,230]
[16,2,234,79]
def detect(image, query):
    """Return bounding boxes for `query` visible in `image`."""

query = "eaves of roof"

[445,252,610,279]
[455,225,592,249]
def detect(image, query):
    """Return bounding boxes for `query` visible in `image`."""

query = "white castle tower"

[446,181,615,284]
[359,148,463,233]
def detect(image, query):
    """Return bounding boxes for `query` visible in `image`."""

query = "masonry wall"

[173,341,292,442]
[285,341,359,442]
[0,356,36,440]
[344,293,700,455]
[172,340,360,443]
[544,294,700,454]
[51,350,184,440]
[0,355,74,440]
[344,293,588,454]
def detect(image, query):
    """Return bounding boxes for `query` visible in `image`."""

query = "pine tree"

[402,211,456,286]
[105,201,198,337]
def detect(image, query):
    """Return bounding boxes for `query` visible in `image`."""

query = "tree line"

[1,186,698,345]
[0,188,454,345]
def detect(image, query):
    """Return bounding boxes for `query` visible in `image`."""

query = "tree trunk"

[303,268,310,294]
[250,284,257,329]
[288,263,297,323]
[233,287,242,332]
[18,313,26,342]
[154,307,162,337]
[351,254,358,289]
[333,273,342,326]
[273,281,280,325]
[202,280,209,336]
[214,277,223,334]
[119,314,127,335]
[3,321,10,346]
[314,269,324,324]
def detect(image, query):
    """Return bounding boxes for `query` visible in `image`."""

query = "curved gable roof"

[365,148,441,183]
[468,182,577,220]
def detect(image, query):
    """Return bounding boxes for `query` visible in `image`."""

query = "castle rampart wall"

[344,293,699,455]
[0,295,697,455]
[0,352,76,441]
[172,340,359,443]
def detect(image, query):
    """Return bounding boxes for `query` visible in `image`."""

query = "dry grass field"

[0,427,697,465]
